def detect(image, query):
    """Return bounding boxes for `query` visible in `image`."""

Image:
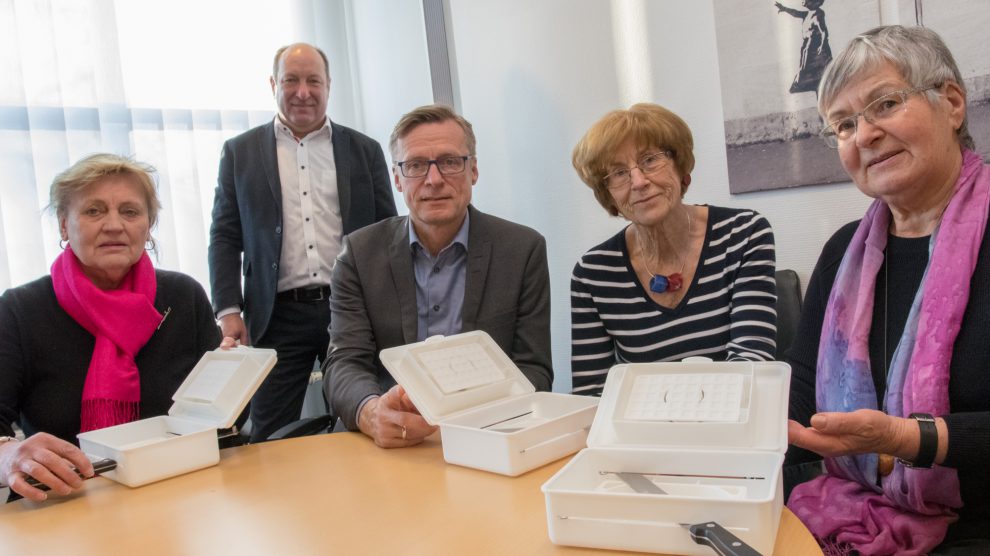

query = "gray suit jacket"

[326,205,553,429]
[208,120,396,342]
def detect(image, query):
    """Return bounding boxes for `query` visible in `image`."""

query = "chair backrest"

[775,269,803,359]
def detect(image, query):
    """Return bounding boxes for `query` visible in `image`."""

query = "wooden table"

[0,433,822,555]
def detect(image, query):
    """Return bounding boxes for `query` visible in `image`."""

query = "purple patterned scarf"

[788,149,990,555]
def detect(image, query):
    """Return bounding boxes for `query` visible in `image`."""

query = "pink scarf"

[788,149,990,555]
[51,248,162,432]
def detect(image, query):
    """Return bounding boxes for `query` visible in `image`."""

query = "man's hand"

[219,313,251,346]
[357,385,438,448]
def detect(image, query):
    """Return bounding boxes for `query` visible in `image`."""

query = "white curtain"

[0,0,350,293]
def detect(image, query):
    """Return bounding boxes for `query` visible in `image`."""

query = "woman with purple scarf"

[0,154,226,502]
[785,26,990,555]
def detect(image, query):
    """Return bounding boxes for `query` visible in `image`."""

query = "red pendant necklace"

[641,206,691,293]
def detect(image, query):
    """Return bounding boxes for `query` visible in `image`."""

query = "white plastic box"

[380,331,599,476]
[542,360,791,555]
[77,347,276,487]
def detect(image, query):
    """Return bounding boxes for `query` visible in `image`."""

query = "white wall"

[444,0,877,392]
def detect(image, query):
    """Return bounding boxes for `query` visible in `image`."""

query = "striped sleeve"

[720,211,777,361]
[570,252,618,395]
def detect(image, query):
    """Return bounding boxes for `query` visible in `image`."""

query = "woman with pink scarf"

[785,26,990,555]
[0,154,224,502]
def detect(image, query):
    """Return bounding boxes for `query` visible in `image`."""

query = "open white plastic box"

[541,360,791,555]
[76,347,276,487]
[380,331,598,476]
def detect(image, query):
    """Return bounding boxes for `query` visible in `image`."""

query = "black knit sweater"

[0,270,222,443]
[786,220,990,542]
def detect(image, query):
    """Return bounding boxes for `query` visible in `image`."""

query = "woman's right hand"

[787,409,917,459]
[0,432,94,501]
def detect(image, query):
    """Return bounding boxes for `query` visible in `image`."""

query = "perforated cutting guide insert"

[416,343,504,394]
[624,373,743,422]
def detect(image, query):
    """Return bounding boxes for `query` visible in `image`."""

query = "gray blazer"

[326,205,553,429]
[208,120,396,342]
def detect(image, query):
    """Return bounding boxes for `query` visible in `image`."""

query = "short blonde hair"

[272,43,330,81]
[389,104,476,161]
[572,103,695,217]
[49,153,161,230]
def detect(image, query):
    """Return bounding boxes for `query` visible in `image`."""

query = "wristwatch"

[898,413,937,469]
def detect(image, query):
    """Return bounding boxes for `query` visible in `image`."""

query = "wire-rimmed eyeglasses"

[820,84,942,148]
[603,150,674,191]
[395,155,473,178]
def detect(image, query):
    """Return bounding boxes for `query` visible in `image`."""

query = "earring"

[145,238,157,252]
[59,239,67,250]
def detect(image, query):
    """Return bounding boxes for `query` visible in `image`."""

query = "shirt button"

[308,245,314,250]
[275,226,282,234]
[303,191,308,196]
[301,165,306,170]
[272,263,278,270]
[305,217,310,222]
[433,305,440,312]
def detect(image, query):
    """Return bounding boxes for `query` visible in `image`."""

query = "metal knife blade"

[613,472,668,494]
[682,521,762,556]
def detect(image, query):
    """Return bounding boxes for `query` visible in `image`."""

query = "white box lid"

[379,331,535,426]
[587,359,791,454]
[168,347,277,429]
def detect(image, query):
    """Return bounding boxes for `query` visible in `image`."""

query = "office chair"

[775,269,802,359]
[773,269,825,500]
[266,372,338,441]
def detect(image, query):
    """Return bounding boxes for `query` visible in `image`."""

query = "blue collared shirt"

[409,213,470,342]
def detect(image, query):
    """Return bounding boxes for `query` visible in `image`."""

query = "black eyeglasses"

[395,156,473,178]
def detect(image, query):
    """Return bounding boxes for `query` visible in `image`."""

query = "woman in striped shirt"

[570,103,777,396]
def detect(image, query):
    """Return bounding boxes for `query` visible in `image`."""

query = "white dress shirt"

[274,116,342,292]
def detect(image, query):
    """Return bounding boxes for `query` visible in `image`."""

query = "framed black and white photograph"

[906,0,990,160]
[714,0,881,193]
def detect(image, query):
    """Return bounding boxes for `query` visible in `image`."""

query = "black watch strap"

[899,413,937,469]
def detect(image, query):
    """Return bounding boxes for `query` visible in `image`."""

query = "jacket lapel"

[331,121,353,231]
[461,207,491,330]
[388,218,419,344]
[260,122,282,208]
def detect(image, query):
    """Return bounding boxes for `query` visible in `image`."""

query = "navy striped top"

[570,205,777,396]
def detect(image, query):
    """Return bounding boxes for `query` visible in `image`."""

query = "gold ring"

[401,426,407,440]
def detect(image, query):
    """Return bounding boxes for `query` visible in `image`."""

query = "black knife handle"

[24,458,117,491]
[688,521,763,556]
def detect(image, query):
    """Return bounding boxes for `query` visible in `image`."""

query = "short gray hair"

[818,25,973,150]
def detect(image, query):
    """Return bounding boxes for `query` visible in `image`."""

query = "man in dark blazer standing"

[209,43,396,442]
[326,105,553,448]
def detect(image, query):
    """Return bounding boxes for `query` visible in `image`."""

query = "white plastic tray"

[77,347,276,487]
[542,360,790,554]
[380,331,598,476]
